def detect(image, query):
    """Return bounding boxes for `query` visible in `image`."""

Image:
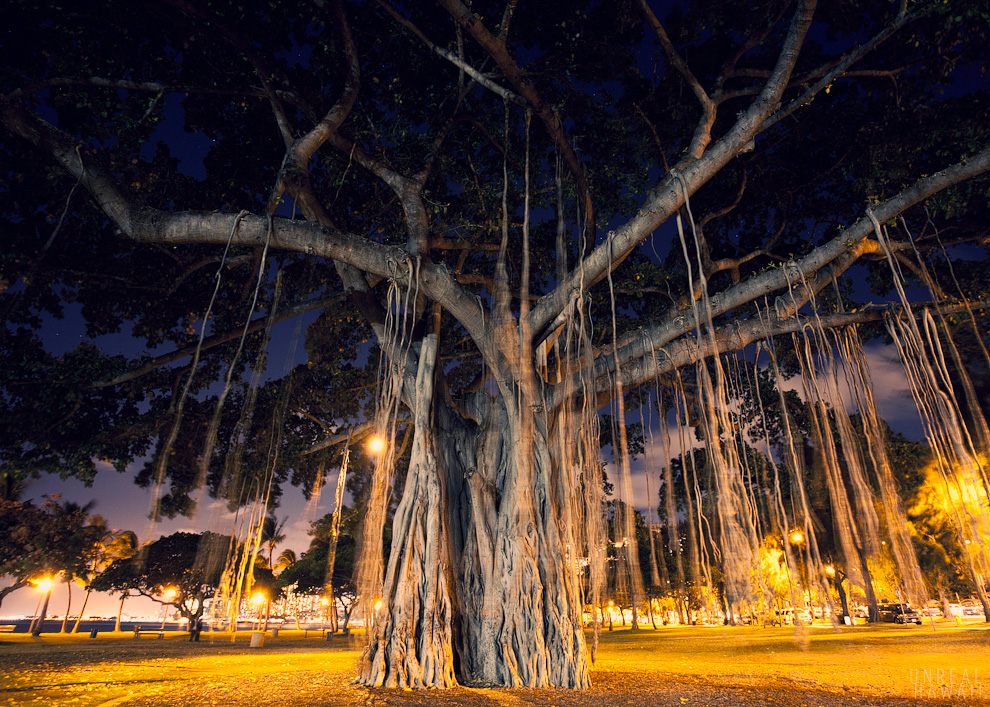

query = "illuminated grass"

[593,623,989,700]
[0,624,987,705]
[0,630,361,706]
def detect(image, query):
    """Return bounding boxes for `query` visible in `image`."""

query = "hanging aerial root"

[358,335,458,689]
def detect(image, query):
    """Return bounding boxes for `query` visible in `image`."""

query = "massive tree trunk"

[358,339,591,689]
[450,397,589,688]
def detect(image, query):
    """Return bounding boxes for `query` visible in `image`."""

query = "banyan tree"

[2,0,989,691]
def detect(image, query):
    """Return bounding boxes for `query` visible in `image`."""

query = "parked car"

[777,607,813,625]
[878,603,922,625]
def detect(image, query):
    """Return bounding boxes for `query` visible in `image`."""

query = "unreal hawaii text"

[910,668,983,701]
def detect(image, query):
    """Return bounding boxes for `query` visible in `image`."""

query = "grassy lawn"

[0,623,987,705]
[593,622,988,700]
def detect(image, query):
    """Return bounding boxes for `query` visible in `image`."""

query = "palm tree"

[33,498,93,637]
[0,470,31,502]
[261,516,287,569]
[72,523,138,633]
[113,590,133,633]
[274,549,296,574]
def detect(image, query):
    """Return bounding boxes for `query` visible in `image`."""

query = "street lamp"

[161,587,177,633]
[250,592,266,629]
[367,435,386,455]
[790,530,804,545]
[29,577,54,636]
[319,596,330,634]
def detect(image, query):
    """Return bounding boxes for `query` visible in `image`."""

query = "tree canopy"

[91,530,271,622]
[0,494,97,611]
[1,0,987,504]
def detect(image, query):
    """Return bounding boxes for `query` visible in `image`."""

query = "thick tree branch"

[530,0,820,343]
[607,299,990,406]
[269,0,360,221]
[550,145,990,408]
[0,95,494,359]
[432,237,500,252]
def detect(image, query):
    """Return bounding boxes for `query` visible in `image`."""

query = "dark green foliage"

[0,494,97,607]
[91,530,269,621]
[277,507,359,603]
[1,0,988,524]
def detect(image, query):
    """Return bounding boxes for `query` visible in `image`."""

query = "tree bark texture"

[360,353,591,688]
[455,402,589,688]
[440,386,590,687]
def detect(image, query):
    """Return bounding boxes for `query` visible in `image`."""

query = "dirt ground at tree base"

[1,625,984,707]
[104,668,961,707]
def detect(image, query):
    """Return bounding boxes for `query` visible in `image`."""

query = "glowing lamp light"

[34,577,54,592]
[164,587,177,600]
[790,530,804,545]
[319,597,330,607]
[374,599,383,612]
[367,436,387,455]
[825,565,836,577]
[251,592,266,606]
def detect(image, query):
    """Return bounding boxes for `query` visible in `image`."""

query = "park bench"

[0,625,16,632]
[132,627,165,638]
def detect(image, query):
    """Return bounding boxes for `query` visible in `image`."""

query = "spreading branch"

[609,299,990,406]
[0,95,494,357]
[637,0,715,160]
[549,144,990,408]
[376,0,524,107]
[531,0,821,344]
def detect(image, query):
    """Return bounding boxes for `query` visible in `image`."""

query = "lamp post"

[161,587,177,633]
[319,596,329,634]
[29,577,54,636]
[788,531,810,618]
[250,592,265,630]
